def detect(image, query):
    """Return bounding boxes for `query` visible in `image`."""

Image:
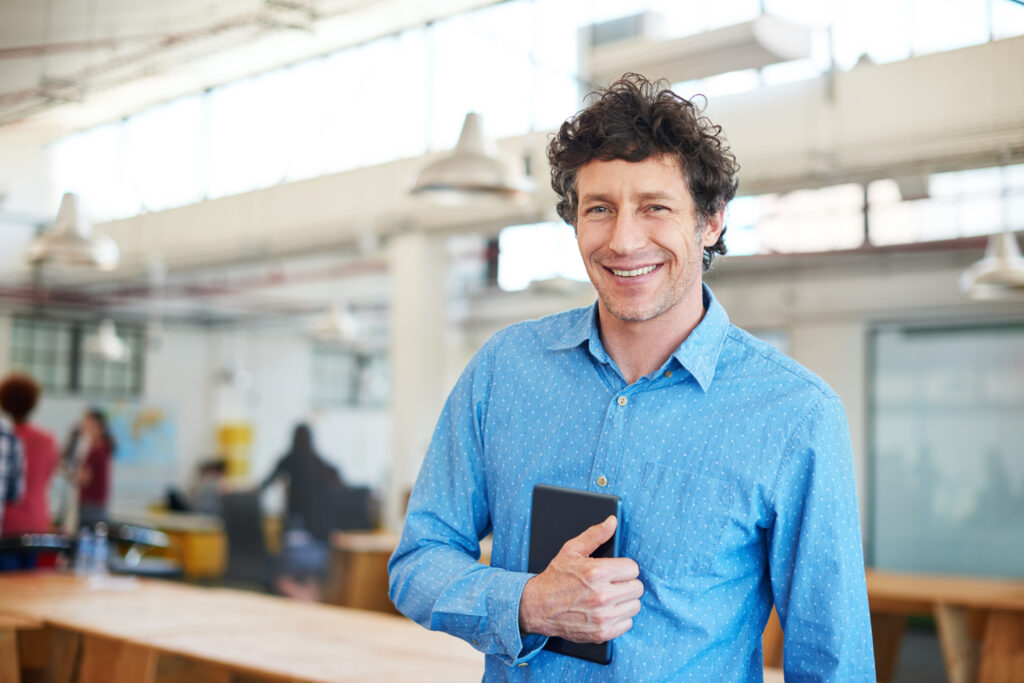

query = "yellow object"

[217,423,253,479]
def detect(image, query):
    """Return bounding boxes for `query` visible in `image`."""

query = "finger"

[563,515,617,557]
[589,578,644,609]
[582,557,640,583]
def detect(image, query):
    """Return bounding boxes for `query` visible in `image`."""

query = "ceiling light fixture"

[309,303,361,346]
[959,231,1024,300]
[84,319,129,362]
[410,112,531,206]
[26,192,119,270]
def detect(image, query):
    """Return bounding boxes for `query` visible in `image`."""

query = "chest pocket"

[626,462,734,582]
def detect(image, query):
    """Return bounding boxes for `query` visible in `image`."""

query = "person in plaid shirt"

[0,419,25,532]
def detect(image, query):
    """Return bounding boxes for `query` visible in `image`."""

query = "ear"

[700,208,725,248]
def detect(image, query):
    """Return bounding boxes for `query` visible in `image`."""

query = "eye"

[649,204,669,212]
[584,206,608,214]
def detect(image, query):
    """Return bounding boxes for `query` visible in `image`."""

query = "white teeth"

[611,265,656,277]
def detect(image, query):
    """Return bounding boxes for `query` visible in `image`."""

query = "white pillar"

[386,231,448,530]
[0,315,11,376]
[788,322,869,535]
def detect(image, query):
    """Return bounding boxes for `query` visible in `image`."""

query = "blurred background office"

[0,0,1021,676]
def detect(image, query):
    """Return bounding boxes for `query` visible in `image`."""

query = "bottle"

[75,528,93,577]
[92,522,110,575]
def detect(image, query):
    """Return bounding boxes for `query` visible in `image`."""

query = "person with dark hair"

[390,74,874,680]
[259,423,344,598]
[260,423,343,543]
[71,408,116,528]
[0,373,58,570]
[190,457,228,515]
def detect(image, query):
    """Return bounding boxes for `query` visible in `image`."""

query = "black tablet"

[528,483,623,665]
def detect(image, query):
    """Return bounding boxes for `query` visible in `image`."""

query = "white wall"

[0,128,57,285]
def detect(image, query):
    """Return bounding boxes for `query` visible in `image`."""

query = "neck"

[598,295,706,385]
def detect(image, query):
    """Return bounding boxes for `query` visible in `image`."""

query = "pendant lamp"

[26,193,119,271]
[959,231,1024,300]
[84,319,129,362]
[309,303,361,345]
[410,112,531,206]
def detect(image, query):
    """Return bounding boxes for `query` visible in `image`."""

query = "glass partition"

[870,323,1024,577]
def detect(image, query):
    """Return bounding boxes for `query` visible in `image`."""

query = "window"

[868,163,1024,245]
[497,221,589,292]
[47,0,1024,223]
[870,323,1024,576]
[311,344,389,409]
[9,318,73,394]
[9,317,144,399]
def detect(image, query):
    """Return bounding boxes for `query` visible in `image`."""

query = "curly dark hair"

[547,73,739,271]
[0,372,42,424]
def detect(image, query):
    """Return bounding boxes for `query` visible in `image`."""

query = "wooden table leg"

[871,613,907,683]
[78,635,158,683]
[978,610,1024,683]
[154,653,233,683]
[936,603,980,683]
[50,629,81,683]
[0,628,19,683]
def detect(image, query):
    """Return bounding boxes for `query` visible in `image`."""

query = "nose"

[606,211,647,255]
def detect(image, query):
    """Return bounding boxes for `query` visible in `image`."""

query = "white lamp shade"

[84,319,129,362]
[309,303,361,345]
[26,193,119,271]
[411,112,531,206]
[959,231,1024,300]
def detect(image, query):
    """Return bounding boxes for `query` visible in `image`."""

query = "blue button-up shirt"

[389,286,874,681]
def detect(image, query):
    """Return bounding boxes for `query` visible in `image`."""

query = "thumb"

[564,515,617,558]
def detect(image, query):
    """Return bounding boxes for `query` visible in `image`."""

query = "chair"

[0,532,74,569]
[220,491,275,591]
[333,485,376,532]
[105,522,184,579]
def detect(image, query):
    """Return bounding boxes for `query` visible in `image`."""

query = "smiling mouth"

[609,265,657,277]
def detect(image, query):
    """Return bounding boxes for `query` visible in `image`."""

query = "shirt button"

[617,395,627,407]
[664,370,673,378]
[597,475,608,487]
[518,663,529,667]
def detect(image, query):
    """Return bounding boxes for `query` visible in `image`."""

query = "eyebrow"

[579,191,677,203]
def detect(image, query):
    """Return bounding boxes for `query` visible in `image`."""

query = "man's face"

[575,155,722,326]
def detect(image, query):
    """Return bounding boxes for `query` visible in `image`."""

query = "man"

[0,417,25,534]
[389,74,874,681]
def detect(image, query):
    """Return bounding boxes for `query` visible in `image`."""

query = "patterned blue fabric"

[389,286,875,682]
[0,420,25,530]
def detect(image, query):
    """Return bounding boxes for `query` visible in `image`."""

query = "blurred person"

[389,74,874,681]
[259,423,344,599]
[0,373,58,570]
[0,417,25,557]
[68,409,116,528]
[259,423,343,543]
[191,457,228,515]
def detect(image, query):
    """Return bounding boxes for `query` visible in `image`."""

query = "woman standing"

[75,409,116,528]
[0,373,59,570]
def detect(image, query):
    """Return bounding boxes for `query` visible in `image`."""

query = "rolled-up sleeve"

[388,341,547,666]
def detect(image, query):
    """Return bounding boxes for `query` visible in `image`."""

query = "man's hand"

[519,515,643,643]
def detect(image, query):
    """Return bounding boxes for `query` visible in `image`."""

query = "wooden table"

[866,569,1024,683]
[1,613,43,683]
[0,572,483,683]
[114,511,227,581]
[325,532,492,614]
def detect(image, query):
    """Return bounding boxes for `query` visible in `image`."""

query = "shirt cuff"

[489,570,549,665]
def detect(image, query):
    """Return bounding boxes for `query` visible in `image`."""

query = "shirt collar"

[548,302,611,363]
[547,284,730,392]
[669,284,730,392]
